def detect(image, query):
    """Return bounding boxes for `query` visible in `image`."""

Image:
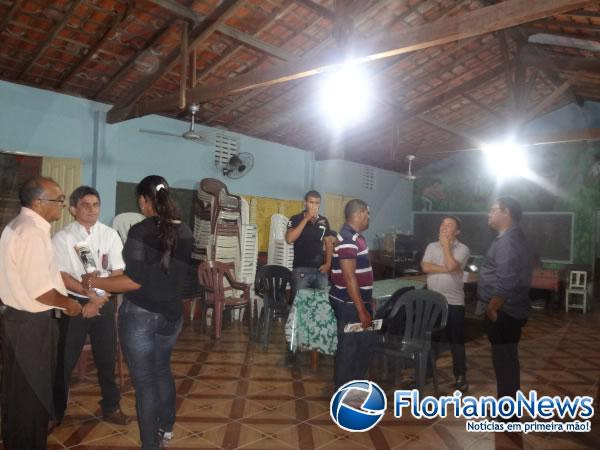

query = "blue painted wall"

[0,80,413,247]
[315,159,413,245]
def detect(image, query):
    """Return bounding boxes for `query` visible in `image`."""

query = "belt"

[3,305,56,318]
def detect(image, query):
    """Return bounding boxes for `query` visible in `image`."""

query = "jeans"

[292,267,328,289]
[119,300,182,450]
[486,310,527,399]
[54,299,120,420]
[446,304,467,378]
[329,298,376,390]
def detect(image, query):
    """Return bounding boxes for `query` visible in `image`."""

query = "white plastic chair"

[267,214,294,270]
[112,212,145,243]
[565,270,588,313]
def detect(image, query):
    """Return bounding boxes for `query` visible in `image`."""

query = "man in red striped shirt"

[329,199,376,389]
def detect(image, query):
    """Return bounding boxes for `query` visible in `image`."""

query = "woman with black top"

[82,175,193,450]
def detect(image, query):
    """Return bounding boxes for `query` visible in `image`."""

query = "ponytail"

[136,175,180,272]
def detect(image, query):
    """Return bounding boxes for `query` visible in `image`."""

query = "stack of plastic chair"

[191,188,214,261]
[238,224,258,285]
[267,214,294,270]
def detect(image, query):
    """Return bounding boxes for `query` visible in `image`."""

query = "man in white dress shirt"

[0,176,82,450]
[52,186,129,425]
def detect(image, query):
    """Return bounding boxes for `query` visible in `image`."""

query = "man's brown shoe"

[103,409,129,425]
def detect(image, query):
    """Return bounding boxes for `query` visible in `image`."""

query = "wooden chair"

[198,260,253,339]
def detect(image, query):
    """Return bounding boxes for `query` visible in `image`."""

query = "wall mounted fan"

[223,152,254,179]
[139,104,208,144]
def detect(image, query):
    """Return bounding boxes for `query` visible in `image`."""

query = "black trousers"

[446,304,467,378]
[329,298,376,390]
[54,299,120,420]
[486,310,527,399]
[1,309,57,450]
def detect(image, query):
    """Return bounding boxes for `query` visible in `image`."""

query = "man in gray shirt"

[421,216,470,392]
[477,197,531,401]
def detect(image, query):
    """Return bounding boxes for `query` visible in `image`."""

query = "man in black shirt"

[477,196,532,400]
[286,191,334,289]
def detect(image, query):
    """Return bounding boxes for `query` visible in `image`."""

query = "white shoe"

[159,430,174,441]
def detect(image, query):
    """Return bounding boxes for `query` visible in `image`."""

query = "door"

[42,157,82,235]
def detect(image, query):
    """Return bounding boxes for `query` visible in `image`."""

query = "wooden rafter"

[416,114,482,145]
[216,24,297,62]
[146,0,297,61]
[339,64,508,151]
[107,0,243,117]
[520,72,581,123]
[521,47,600,73]
[57,5,127,89]
[430,128,600,155]
[0,0,25,35]
[17,0,84,80]
[463,93,506,120]
[264,0,481,143]
[205,0,393,125]
[295,0,335,20]
[94,20,174,100]
[108,0,591,124]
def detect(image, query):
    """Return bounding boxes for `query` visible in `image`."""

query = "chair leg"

[190,298,197,321]
[214,302,225,339]
[430,352,439,395]
[200,304,208,334]
[246,304,253,338]
[262,306,273,351]
[416,352,426,394]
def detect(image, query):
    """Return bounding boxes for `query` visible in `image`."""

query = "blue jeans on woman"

[119,299,182,450]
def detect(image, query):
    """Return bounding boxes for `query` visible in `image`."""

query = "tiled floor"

[3,306,600,449]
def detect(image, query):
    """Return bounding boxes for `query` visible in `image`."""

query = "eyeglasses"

[38,196,66,204]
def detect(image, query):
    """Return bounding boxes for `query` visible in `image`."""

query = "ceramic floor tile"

[42,311,600,450]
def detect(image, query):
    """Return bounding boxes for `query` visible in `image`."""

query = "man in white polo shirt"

[421,216,470,392]
[52,185,128,426]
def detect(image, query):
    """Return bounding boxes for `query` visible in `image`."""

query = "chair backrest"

[387,289,448,348]
[112,212,145,243]
[198,260,236,302]
[375,286,415,334]
[200,178,241,210]
[569,270,587,289]
[255,265,296,308]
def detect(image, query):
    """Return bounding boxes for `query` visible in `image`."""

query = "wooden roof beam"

[204,0,393,125]
[108,0,591,123]
[17,0,84,80]
[0,0,25,35]
[295,0,335,21]
[57,5,127,89]
[106,0,243,118]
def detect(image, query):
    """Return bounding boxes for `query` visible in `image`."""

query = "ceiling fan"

[139,104,208,144]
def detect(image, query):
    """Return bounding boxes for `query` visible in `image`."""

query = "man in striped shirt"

[329,199,376,389]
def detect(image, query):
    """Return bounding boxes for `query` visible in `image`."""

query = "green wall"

[413,142,600,267]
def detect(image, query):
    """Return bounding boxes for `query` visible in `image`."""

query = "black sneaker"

[455,376,469,393]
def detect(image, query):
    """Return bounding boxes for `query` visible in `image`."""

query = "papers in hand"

[344,319,382,333]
